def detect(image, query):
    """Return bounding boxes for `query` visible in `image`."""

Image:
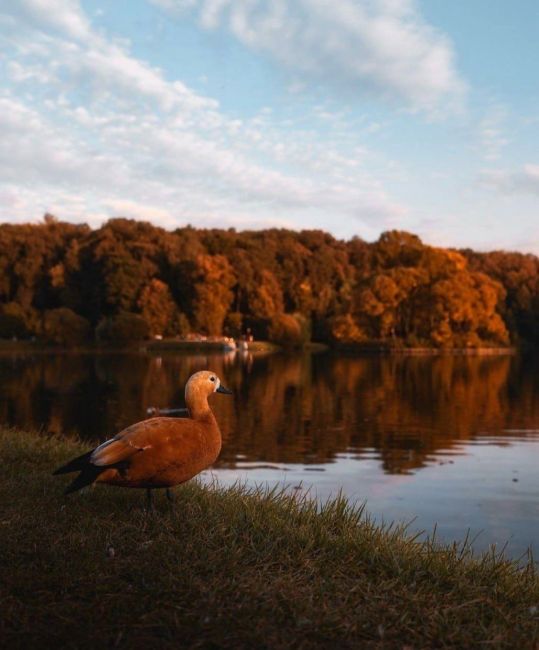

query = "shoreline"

[333,344,519,355]
[0,338,523,356]
[1,427,538,648]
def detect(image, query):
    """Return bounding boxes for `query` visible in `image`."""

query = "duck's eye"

[210,376,215,382]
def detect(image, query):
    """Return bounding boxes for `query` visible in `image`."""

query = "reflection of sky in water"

[202,436,539,560]
[1,350,539,559]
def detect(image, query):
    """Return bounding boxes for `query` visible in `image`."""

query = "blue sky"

[1,0,538,252]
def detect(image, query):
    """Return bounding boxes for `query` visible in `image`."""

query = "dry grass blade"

[1,427,538,649]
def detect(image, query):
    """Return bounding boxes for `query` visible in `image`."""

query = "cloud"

[101,200,176,226]
[7,0,92,41]
[152,0,466,114]
[0,97,128,189]
[480,165,539,196]
[477,104,510,162]
[0,0,407,236]
[4,1,219,114]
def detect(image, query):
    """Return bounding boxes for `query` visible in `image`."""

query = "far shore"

[0,337,522,356]
[333,344,519,355]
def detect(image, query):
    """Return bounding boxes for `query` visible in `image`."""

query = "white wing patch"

[90,436,152,466]
[90,438,116,465]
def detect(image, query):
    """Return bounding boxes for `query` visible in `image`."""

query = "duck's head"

[185,370,232,404]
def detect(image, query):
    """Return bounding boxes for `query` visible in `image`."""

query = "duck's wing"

[90,418,168,467]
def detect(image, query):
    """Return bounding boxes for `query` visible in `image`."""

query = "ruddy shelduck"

[53,371,232,506]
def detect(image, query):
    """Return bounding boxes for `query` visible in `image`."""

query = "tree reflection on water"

[1,350,538,475]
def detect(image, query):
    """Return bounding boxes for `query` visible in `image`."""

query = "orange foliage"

[267,313,307,346]
[193,254,235,335]
[137,279,181,337]
[0,217,533,347]
[329,314,366,343]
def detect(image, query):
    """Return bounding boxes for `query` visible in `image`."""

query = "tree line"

[0,215,538,348]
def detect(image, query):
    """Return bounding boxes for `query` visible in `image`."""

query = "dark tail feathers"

[53,450,94,475]
[54,449,106,495]
[64,465,104,495]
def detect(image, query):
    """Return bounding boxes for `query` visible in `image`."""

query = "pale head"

[184,370,232,407]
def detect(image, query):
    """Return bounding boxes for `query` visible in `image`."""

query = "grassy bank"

[1,429,538,649]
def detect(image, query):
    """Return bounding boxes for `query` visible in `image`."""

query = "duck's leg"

[145,488,154,512]
[166,488,173,503]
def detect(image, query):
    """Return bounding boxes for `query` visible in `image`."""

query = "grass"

[1,428,538,649]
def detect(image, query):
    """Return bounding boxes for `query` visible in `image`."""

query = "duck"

[53,370,232,507]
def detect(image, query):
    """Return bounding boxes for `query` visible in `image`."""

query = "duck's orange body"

[91,413,222,489]
[54,371,231,496]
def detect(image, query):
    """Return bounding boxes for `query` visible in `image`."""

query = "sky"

[1,0,539,253]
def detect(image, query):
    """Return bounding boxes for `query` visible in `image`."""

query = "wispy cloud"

[481,165,539,196]
[6,0,92,41]
[477,103,509,162]
[153,0,467,114]
[0,0,406,234]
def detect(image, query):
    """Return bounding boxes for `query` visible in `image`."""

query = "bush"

[96,312,149,346]
[0,302,28,339]
[329,314,366,344]
[268,313,310,347]
[175,312,191,338]
[224,312,243,338]
[43,308,91,346]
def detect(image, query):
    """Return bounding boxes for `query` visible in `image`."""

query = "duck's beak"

[216,384,232,394]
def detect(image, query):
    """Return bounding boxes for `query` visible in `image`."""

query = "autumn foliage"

[0,216,537,347]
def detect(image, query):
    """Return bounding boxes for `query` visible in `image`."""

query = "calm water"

[2,349,539,559]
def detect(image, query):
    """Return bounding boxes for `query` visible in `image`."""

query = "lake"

[1,348,538,559]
